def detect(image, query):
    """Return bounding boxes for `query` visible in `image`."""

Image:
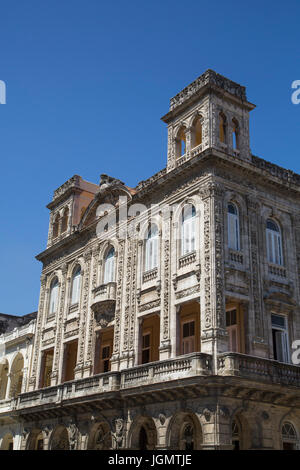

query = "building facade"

[0,313,36,449]
[1,69,300,450]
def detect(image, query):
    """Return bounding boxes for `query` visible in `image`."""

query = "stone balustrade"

[229,249,243,264]
[268,263,287,278]
[218,352,300,387]
[178,251,196,268]
[142,268,158,283]
[0,320,35,344]
[15,353,212,411]
[92,282,116,301]
[10,352,300,414]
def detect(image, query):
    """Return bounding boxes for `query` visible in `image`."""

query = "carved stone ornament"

[203,407,213,422]
[91,300,115,326]
[68,421,78,450]
[158,413,166,425]
[112,418,125,449]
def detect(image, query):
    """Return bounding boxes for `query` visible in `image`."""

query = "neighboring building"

[2,69,300,450]
[0,313,36,449]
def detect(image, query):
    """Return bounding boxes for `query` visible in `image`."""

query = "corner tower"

[161,69,255,171]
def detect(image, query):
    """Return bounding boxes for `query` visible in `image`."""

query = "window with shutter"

[145,225,158,271]
[49,278,59,315]
[181,205,196,255]
[71,266,81,305]
[228,203,240,250]
[182,320,195,354]
[104,248,115,283]
[266,220,283,265]
[272,314,289,363]
[226,309,240,352]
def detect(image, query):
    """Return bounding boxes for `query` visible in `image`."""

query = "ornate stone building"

[0,313,36,449]
[1,69,300,450]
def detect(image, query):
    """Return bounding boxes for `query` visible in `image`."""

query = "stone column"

[5,373,12,400]
[246,197,268,356]
[200,403,233,450]
[111,239,125,371]
[167,126,175,172]
[75,249,92,379]
[51,263,68,386]
[128,239,138,368]
[83,245,100,376]
[159,207,172,360]
[200,182,227,365]
[185,127,192,159]
[28,274,47,391]
[120,237,132,370]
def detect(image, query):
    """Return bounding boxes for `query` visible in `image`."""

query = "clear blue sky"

[0,0,299,315]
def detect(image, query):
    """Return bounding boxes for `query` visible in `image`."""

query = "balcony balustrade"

[218,352,300,387]
[90,282,116,324]
[8,352,300,414]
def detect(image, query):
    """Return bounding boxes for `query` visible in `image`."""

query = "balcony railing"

[229,249,243,264]
[268,264,287,278]
[10,352,300,415]
[16,353,212,411]
[218,352,300,387]
[179,251,196,269]
[143,268,158,283]
[92,282,116,301]
[0,320,35,343]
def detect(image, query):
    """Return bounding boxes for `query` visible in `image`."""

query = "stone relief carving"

[112,418,125,449]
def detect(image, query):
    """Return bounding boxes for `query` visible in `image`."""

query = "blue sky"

[0,0,299,315]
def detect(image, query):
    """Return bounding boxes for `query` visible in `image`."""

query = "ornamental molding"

[138,299,161,313]
[175,285,200,300]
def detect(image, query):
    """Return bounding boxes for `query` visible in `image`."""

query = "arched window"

[192,117,202,148]
[181,205,196,255]
[9,353,24,398]
[61,207,69,233]
[0,359,9,400]
[228,203,240,251]
[282,422,298,450]
[266,219,283,265]
[52,214,60,239]
[145,224,158,272]
[219,112,227,144]
[103,248,115,283]
[71,266,81,305]
[232,118,239,150]
[138,427,148,450]
[232,420,240,450]
[182,424,194,450]
[176,127,186,158]
[49,277,59,316]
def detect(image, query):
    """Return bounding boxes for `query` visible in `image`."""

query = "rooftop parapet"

[47,175,98,209]
[169,69,247,112]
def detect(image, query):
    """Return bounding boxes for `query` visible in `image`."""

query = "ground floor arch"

[129,416,157,450]
[49,426,69,450]
[167,412,202,450]
[26,429,44,450]
[1,433,14,450]
[87,421,112,449]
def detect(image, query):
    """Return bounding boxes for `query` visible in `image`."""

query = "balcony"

[91,282,116,324]
[268,264,287,278]
[0,320,35,346]
[229,249,243,265]
[218,352,300,387]
[142,268,158,283]
[10,352,300,417]
[16,353,212,412]
[178,251,196,269]
[121,352,212,389]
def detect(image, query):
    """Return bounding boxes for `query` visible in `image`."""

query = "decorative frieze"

[175,285,200,300]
